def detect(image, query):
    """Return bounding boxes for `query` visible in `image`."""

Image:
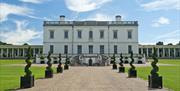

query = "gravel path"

[17,66,169,91]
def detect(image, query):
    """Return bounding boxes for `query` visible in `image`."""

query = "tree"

[156,41,163,45]
[23,43,29,45]
[167,43,173,45]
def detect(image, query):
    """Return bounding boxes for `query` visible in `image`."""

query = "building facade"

[139,45,180,58]
[43,15,138,56]
[0,45,179,59]
[0,45,42,59]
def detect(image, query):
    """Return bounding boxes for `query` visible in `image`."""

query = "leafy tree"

[156,41,163,45]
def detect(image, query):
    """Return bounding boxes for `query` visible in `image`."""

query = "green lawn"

[0,59,56,91]
[126,59,180,91]
[0,59,180,91]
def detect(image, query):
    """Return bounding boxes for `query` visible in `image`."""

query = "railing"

[43,21,138,26]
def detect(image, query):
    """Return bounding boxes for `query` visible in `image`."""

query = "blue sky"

[0,0,180,45]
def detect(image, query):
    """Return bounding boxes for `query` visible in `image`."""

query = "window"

[114,45,118,54]
[100,45,104,54]
[128,30,132,39]
[100,30,104,39]
[128,45,132,54]
[89,45,93,54]
[77,30,82,39]
[49,31,54,39]
[89,31,93,39]
[77,45,82,54]
[64,31,68,39]
[64,45,68,54]
[50,45,54,53]
[113,30,118,39]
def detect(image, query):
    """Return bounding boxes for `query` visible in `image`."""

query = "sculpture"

[111,54,117,69]
[20,47,34,88]
[45,52,53,78]
[148,47,162,88]
[128,51,137,77]
[57,53,63,73]
[64,55,69,70]
[118,53,125,73]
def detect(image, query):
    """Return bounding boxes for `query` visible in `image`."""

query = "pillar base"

[119,67,125,73]
[20,75,34,88]
[148,75,163,89]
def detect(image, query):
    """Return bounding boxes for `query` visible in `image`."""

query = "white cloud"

[85,13,114,21]
[0,3,32,22]
[0,20,42,45]
[152,17,170,27]
[19,0,47,4]
[141,0,180,11]
[154,30,180,44]
[65,0,112,12]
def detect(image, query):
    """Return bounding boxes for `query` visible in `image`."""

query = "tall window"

[113,30,118,39]
[100,45,104,54]
[77,30,82,39]
[114,45,117,54]
[64,45,68,54]
[128,30,132,39]
[128,45,132,54]
[49,31,54,39]
[89,45,93,54]
[77,45,82,54]
[50,45,54,53]
[64,31,68,39]
[100,30,104,39]
[89,31,93,39]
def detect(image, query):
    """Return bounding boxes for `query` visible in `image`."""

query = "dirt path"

[17,66,169,91]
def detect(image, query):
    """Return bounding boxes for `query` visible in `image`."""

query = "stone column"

[33,48,35,57]
[23,48,25,57]
[17,48,19,58]
[157,48,159,58]
[7,48,9,58]
[174,48,176,58]
[168,48,170,58]
[146,48,149,57]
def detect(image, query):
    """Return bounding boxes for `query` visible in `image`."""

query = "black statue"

[45,52,53,78]
[57,53,63,73]
[118,53,125,73]
[20,47,34,88]
[128,51,137,77]
[64,55,69,70]
[112,54,117,69]
[148,48,162,88]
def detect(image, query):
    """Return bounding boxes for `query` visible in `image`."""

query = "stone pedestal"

[57,67,63,73]
[128,69,137,77]
[112,64,117,69]
[20,75,34,88]
[148,75,163,89]
[45,70,53,78]
[64,64,69,70]
[119,67,125,73]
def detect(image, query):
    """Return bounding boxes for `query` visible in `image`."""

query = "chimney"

[115,15,121,21]
[60,15,65,21]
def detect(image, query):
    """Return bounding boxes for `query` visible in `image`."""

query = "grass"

[0,59,56,91]
[126,59,180,91]
[0,59,180,91]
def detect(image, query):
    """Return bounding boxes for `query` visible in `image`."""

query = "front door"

[89,58,92,66]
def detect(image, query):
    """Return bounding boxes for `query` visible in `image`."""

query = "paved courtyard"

[17,66,169,91]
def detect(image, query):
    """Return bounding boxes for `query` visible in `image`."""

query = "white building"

[42,15,141,65]
[43,15,138,55]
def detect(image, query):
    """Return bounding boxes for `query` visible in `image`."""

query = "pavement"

[17,66,170,91]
